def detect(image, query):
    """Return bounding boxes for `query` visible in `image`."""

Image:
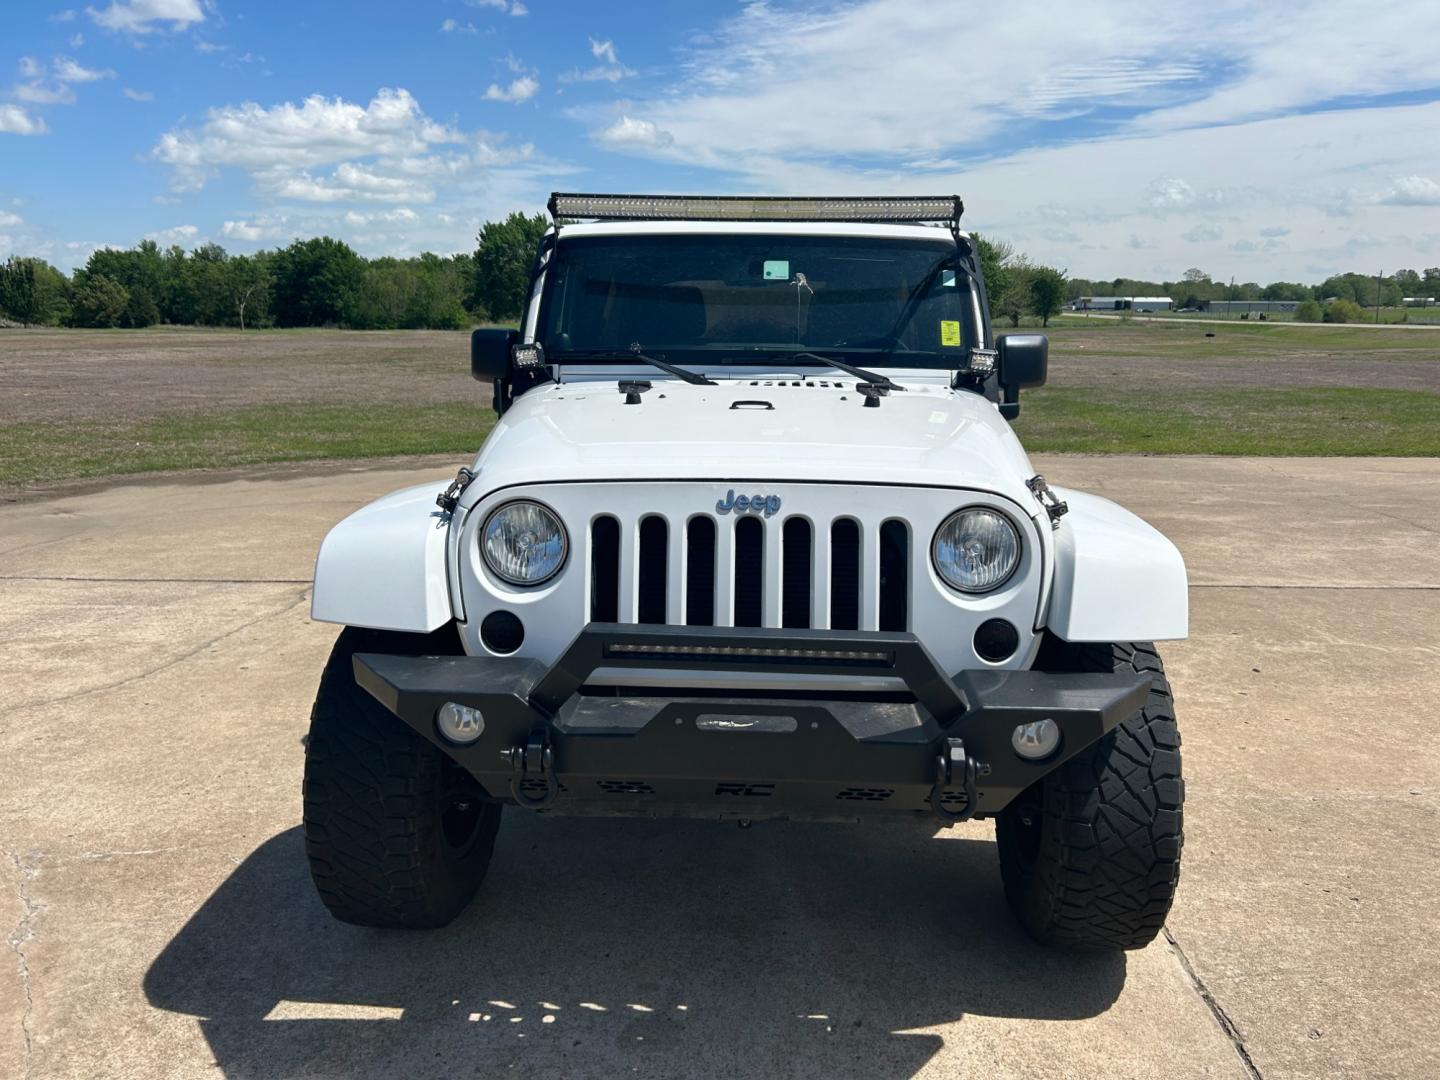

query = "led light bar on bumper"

[549,193,963,227]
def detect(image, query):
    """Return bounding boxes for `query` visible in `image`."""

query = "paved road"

[2,456,1437,1079]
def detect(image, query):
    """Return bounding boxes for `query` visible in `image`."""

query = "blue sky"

[3,0,1440,282]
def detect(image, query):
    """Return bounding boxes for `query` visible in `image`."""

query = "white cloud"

[596,115,673,149]
[53,56,112,83]
[484,76,539,104]
[13,82,75,105]
[9,55,114,110]
[565,0,1440,279]
[1376,176,1440,207]
[586,0,1440,172]
[153,86,571,256]
[509,1,527,14]
[561,38,635,84]
[0,210,22,227]
[123,87,154,101]
[468,0,525,13]
[0,105,47,135]
[144,223,199,244]
[51,9,77,21]
[153,87,467,193]
[271,162,436,204]
[87,0,205,33]
[343,207,419,226]
[441,18,478,34]
[953,103,1440,279]
[220,219,278,242]
[1182,223,1223,243]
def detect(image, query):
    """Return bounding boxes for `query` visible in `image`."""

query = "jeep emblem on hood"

[716,490,782,516]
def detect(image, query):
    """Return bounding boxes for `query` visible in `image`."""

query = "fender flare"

[1043,488,1188,642]
[311,482,456,633]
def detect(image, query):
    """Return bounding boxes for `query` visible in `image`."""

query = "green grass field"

[1,319,1437,490]
[1014,387,1440,455]
[0,404,499,487]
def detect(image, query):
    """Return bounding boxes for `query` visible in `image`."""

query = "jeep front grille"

[588,512,910,630]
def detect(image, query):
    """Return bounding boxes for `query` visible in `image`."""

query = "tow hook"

[502,729,559,809]
[930,737,989,823]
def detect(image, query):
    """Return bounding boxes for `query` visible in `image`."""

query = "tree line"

[0,211,549,330]
[3,211,1435,331]
[973,236,1069,327]
[1070,266,1440,311]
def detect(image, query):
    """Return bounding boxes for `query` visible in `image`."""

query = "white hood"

[467,373,1038,505]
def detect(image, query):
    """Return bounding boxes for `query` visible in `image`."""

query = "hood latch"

[436,467,476,514]
[1027,474,1069,528]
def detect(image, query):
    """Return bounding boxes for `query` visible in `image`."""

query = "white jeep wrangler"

[306,194,1187,951]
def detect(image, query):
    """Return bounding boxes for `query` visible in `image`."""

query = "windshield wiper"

[549,349,718,386]
[787,352,906,391]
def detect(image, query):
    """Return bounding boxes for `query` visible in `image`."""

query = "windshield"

[537,233,977,368]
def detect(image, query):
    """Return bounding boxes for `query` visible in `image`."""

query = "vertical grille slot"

[879,519,909,632]
[782,518,812,629]
[637,515,668,624]
[590,515,620,622]
[830,519,861,631]
[734,516,764,627]
[686,516,716,626]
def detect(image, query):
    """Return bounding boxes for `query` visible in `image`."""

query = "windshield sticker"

[762,260,790,280]
[940,320,962,347]
[940,269,957,288]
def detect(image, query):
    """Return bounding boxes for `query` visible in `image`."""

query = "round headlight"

[932,508,1021,593]
[480,501,568,586]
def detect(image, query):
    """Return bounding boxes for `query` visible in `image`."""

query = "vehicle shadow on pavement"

[145,816,1125,1079]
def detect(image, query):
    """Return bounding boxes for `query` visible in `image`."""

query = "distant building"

[1072,296,1173,311]
[1202,299,1303,314]
[1402,297,1438,307]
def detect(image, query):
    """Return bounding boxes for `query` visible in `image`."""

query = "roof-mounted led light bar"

[548,192,963,228]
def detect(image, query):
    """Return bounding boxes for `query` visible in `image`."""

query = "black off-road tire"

[996,639,1183,951]
[303,625,502,929]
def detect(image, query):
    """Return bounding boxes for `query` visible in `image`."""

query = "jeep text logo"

[716,490,782,516]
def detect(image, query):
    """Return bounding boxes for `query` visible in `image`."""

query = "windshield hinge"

[1027,474,1069,528]
[436,467,476,514]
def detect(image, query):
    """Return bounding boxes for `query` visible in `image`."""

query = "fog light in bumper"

[1011,718,1060,760]
[436,702,485,744]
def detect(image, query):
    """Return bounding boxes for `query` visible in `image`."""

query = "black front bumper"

[354,624,1148,822]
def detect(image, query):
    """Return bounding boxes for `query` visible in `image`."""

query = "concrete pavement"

[2,456,1437,1079]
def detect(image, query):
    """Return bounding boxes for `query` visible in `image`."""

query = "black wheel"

[303,625,502,929]
[996,639,1183,951]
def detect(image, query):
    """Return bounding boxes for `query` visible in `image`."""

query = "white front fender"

[311,482,456,633]
[1043,488,1188,643]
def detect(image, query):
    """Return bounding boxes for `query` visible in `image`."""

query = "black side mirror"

[996,334,1047,419]
[471,328,517,382]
